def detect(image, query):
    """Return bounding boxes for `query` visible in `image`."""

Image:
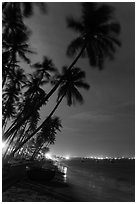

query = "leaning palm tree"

[10,66,90,158]
[19,2,121,108]
[3,2,121,136]
[66,2,121,70]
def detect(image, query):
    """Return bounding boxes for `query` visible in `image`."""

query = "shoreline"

[2,159,135,202]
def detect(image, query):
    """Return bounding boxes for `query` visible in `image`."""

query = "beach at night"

[2,2,135,202]
[3,158,135,202]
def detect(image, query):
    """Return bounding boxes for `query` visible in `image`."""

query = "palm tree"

[32,56,58,81]
[10,66,90,158]
[2,82,19,129]
[57,66,90,105]
[18,2,121,112]
[66,2,121,70]
[12,68,27,91]
[2,4,32,87]
[2,2,47,18]
[30,116,62,160]
[3,73,47,142]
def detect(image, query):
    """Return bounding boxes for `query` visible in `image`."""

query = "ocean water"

[55,158,135,202]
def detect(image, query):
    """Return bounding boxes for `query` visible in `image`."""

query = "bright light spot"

[45,153,52,160]
[65,156,70,160]
[64,167,67,174]
[98,157,104,160]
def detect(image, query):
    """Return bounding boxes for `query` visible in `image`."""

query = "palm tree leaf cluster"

[58,66,90,106]
[67,2,121,69]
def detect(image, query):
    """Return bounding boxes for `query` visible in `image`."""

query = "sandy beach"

[2,158,135,202]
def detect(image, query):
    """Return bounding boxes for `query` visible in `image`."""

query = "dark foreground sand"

[3,185,62,202]
[3,159,135,202]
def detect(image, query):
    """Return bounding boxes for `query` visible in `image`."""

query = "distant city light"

[64,167,67,174]
[98,157,104,160]
[65,156,70,160]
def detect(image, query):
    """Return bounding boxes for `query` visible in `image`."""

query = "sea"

[53,158,135,202]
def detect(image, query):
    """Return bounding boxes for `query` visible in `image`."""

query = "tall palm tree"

[2,5,32,88]
[10,66,90,157]
[66,2,121,70]
[19,2,121,112]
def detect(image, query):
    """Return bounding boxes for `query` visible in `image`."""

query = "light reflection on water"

[54,161,68,183]
[63,167,67,182]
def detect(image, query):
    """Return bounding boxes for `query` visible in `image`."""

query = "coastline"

[2,158,135,202]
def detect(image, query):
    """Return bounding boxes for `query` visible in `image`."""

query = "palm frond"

[67,16,83,33]
[67,37,84,57]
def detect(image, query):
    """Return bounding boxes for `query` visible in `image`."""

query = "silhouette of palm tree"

[24,73,47,98]
[2,2,47,18]
[57,66,90,106]
[21,2,47,17]
[31,116,62,160]
[27,2,121,113]
[2,3,32,87]
[11,66,89,157]
[12,68,27,91]
[66,2,121,70]
[32,56,58,81]
[3,73,47,141]
[3,83,19,129]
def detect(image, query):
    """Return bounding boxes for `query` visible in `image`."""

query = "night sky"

[24,2,135,157]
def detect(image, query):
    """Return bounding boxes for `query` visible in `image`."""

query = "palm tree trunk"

[2,128,18,159]
[3,118,8,132]
[41,42,87,104]
[2,75,7,88]
[10,92,65,158]
[30,143,44,160]
[2,55,15,88]
[10,121,28,155]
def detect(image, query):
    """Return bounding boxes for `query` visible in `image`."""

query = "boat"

[27,166,55,181]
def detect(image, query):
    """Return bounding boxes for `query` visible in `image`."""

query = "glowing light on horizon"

[45,153,52,160]
[65,156,70,160]
[98,157,104,160]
